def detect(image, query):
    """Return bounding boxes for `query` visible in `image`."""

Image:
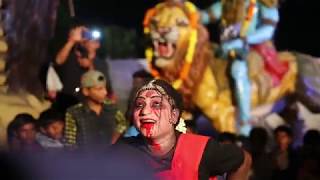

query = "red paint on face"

[145,90,155,97]
[151,105,161,119]
[142,123,162,152]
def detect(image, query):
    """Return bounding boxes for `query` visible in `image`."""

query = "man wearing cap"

[54,26,113,106]
[64,70,128,150]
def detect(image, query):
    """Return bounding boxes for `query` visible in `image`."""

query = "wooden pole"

[68,0,75,17]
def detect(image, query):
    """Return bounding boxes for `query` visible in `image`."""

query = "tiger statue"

[143,1,320,133]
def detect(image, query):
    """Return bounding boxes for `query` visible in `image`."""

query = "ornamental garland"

[143,1,199,90]
[240,0,257,37]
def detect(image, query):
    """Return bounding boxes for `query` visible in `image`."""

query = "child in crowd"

[123,69,153,137]
[272,125,299,180]
[7,113,42,152]
[36,108,65,149]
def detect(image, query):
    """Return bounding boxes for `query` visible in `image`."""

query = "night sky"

[73,0,320,57]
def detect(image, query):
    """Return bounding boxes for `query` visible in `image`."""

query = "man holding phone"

[54,26,113,108]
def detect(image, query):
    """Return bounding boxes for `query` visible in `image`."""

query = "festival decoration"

[142,0,320,134]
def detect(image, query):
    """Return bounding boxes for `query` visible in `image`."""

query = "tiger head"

[145,3,196,69]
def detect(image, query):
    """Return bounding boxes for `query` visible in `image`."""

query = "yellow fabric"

[114,110,128,134]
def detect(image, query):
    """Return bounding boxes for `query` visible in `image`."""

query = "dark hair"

[249,127,268,149]
[126,79,184,122]
[274,125,293,137]
[132,69,153,79]
[153,79,183,110]
[38,108,64,128]
[218,132,237,143]
[7,113,36,141]
[303,129,320,146]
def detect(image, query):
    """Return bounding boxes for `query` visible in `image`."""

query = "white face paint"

[133,89,177,139]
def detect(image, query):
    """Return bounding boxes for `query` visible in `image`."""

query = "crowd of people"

[2,2,320,177]
[4,66,320,179]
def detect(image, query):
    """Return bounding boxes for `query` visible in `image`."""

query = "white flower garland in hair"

[175,118,187,133]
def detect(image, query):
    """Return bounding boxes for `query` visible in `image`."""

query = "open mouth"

[140,120,156,137]
[142,122,155,128]
[141,120,156,128]
[153,40,176,59]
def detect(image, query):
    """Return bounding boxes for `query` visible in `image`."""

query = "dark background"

[54,0,320,58]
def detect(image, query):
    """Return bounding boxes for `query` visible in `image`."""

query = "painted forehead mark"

[141,89,162,97]
[146,90,155,97]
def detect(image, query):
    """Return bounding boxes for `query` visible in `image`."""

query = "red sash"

[156,134,217,180]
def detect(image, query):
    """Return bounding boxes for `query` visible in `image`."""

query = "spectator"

[249,127,273,180]
[54,26,113,108]
[64,70,127,151]
[36,108,65,150]
[7,113,42,152]
[279,96,305,148]
[297,129,320,180]
[123,69,153,137]
[271,125,299,180]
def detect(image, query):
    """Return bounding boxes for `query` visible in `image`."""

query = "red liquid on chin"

[151,142,161,151]
[142,123,161,151]
[142,123,154,138]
